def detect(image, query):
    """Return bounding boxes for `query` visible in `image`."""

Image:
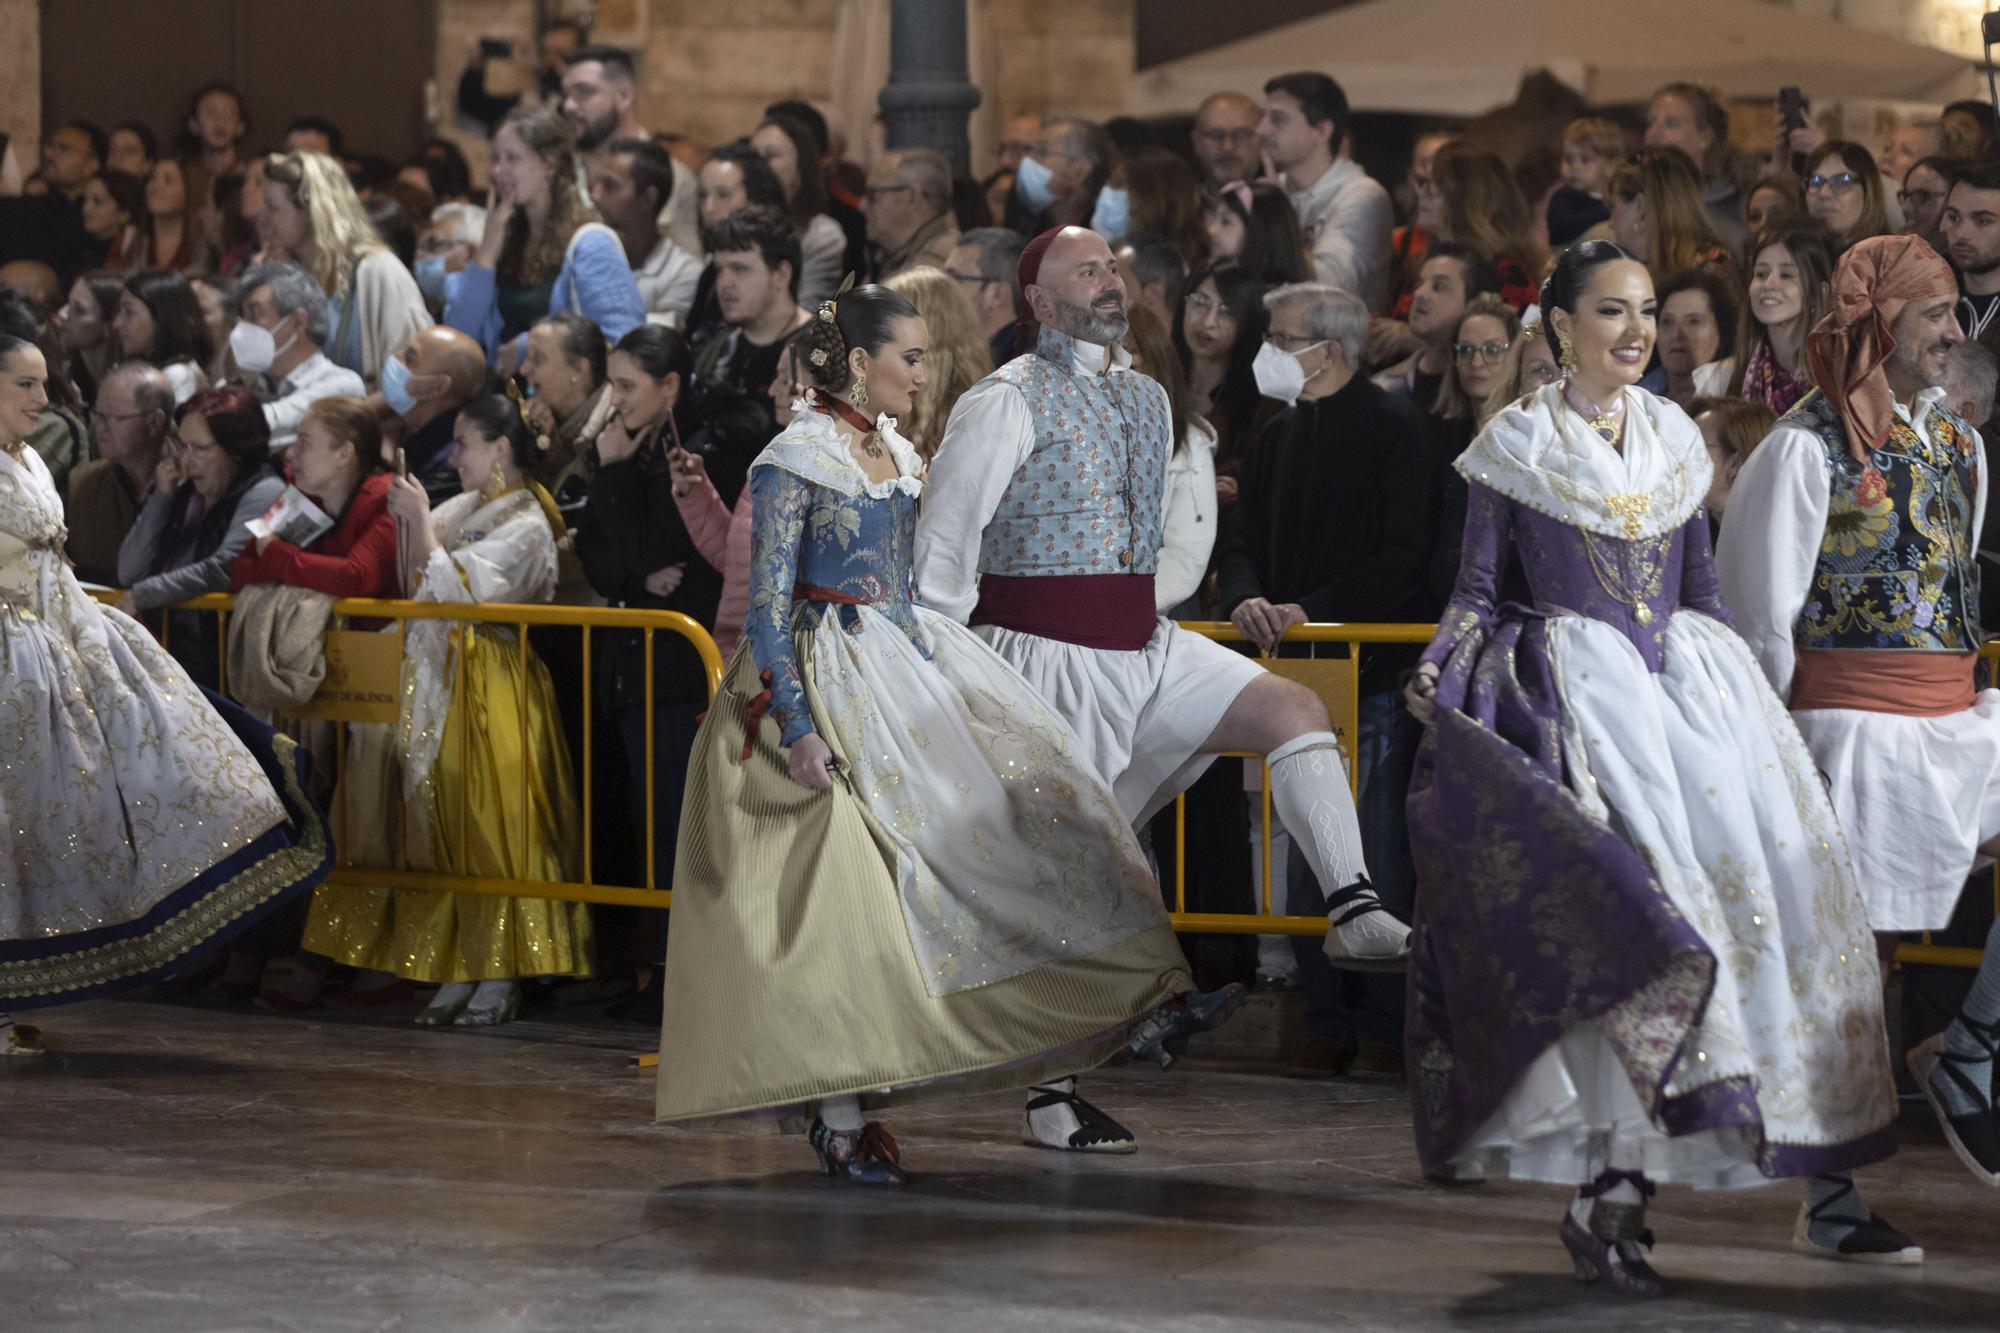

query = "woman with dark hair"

[444,107,643,369]
[80,170,146,272]
[1097,146,1206,267]
[1174,260,1268,508]
[521,312,612,492]
[576,323,721,907]
[1803,141,1892,255]
[980,166,1016,227]
[228,396,398,598]
[301,394,589,1028]
[106,121,158,179]
[1742,172,1804,247]
[140,158,204,272]
[655,283,1194,1184]
[1203,180,1310,286]
[113,269,214,405]
[1643,267,1739,409]
[56,270,129,404]
[1724,222,1836,413]
[1402,240,1897,1295]
[0,288,88,495]
[749,114,846,306]
[1125,302,1216,617]
[115,385,284,684]
[0,332,328,1048]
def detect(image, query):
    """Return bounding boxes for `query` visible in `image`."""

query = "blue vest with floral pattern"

[979,327,1171,577]
[1790,389,1981,652]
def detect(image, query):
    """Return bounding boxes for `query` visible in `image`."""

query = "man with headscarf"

[1719,233,2000,1263]
[916,227,1410,1149]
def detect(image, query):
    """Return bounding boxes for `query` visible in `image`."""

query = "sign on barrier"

[290,629,404,725]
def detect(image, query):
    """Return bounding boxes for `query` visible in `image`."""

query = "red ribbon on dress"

[739,585,875,759]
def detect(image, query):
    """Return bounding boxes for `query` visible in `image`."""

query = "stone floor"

[3,997,1997,1332]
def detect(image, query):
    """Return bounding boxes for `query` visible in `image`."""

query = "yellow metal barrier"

[97,590,722,910]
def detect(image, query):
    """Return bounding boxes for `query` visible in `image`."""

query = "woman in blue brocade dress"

[1402,244,1899,1295]
[655,286,1219,1183]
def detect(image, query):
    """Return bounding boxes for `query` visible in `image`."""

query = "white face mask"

[229,315,299,374]
[1252,338,1326,405]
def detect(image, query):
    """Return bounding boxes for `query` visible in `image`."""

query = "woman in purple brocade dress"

[1401,243,1899,1296]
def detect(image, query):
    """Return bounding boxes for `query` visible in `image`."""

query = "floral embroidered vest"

[1790,389,1981,652]
[979,326,1171,577]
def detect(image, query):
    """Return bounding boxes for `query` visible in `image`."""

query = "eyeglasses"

[1266,331,1320,350]
[1193,128,1259,148]
[998,138,1035,157]
[167,429,220,454]
[1182,291,1237,321]
[1454,340,1510,364]
[1897,187,1943,209]
[862,183,913,202]
[944,267,993,289]
[1806,172,1860,194]
[1522,361,1559,388]
[88,408,151,426]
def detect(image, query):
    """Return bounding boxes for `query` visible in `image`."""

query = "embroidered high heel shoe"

[808,1118,908,1184]
[1558,1170,1666,1298]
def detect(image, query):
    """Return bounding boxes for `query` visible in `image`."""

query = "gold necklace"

[1579,529,1668,626]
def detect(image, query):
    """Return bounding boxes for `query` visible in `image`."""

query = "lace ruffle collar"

[750,405,925,500]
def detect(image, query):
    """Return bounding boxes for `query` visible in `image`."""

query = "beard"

[572,109,619,153]
[1047,290,1129,344]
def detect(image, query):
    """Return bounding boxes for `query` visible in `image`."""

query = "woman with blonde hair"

[1477,319,1559,428]
[444,106,644,372]
[259,150,429,384]
[1607,148,1736,285]
[880,264,992,459]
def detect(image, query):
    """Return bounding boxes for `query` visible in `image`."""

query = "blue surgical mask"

[414,254,449,304]
[380,352,419,416]
[1015,154,1056,213]
[1089,187,1131,240]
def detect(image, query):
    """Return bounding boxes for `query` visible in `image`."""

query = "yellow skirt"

[304,628,592,982]
[656,636,1191,1129]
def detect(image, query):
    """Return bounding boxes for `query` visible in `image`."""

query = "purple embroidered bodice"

[1422,482,1729,674]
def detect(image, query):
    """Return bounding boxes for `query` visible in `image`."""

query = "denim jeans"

[1287,688,1421,1050]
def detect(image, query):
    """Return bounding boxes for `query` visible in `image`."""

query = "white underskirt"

[971,618,1264,824]
[1792,692,2000,930]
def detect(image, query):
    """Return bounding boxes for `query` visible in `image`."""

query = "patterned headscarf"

[1805,234,1958,461]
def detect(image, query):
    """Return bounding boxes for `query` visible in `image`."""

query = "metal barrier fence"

[106,595,1989,969]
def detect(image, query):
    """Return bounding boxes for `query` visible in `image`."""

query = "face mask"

[1251,339,1325,406]
[1090,187,1131,240]
[229,316,298,375]
[414,254,449,304]
[1015,154,1056,213]
[380,352,419,416]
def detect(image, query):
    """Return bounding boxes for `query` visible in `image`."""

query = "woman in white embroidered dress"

[300,394,589,1026]
[0,334,328,1049]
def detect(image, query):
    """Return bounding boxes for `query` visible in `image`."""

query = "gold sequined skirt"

[655,637,1191,1129]
[303,630,591,982]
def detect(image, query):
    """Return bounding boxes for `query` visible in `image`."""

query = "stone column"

[879,0,982,176]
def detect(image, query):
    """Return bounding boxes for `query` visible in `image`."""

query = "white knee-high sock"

[1267,731,1368,894]
[819,1094,864,1131]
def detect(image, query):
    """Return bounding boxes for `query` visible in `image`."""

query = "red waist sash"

[1789,648,1976,718]
[971,573,1157,652]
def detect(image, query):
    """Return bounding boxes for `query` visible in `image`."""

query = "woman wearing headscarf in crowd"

[445,107,643,374]
[256,151,431,387]
[113,269,213,407]
[1174,259,1269,510]
[302,394,589,1028]
[655,282,1198,1183]
[520,313,614,496]
[80,169,146,274]
[115,386,283,687]
[0,289,90,496]
[1202,180,1311,287]
[574,324,722,1003]
[0,331,329,1052]
[1645,268,1739,410]
[1095,146,1206,269]
[880,264,992,460]
[229,396,398,597]
[750,114,848,307]
[141,158,207,273]
[1723,221,1835,413]
[55,269,129,406]
[1607,148,1737,288]
[1803,141,1892,258]
[1402,240,1896,1296]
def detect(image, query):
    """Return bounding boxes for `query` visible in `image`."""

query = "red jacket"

[229,471,400,598]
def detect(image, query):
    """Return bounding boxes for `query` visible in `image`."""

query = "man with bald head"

[377,324,490,498]
[865,148,959,280]
[1192,92,1262,187]
[65,362,172,584]
[918,226,1409,1149]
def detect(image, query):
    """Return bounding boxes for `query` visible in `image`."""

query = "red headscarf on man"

[1805,234,1959,463]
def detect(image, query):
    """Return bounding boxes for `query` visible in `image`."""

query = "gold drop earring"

[851,373,870,410]
[1558,335,1579,377]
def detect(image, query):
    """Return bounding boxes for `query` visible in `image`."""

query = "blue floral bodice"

[744,411,927,745]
